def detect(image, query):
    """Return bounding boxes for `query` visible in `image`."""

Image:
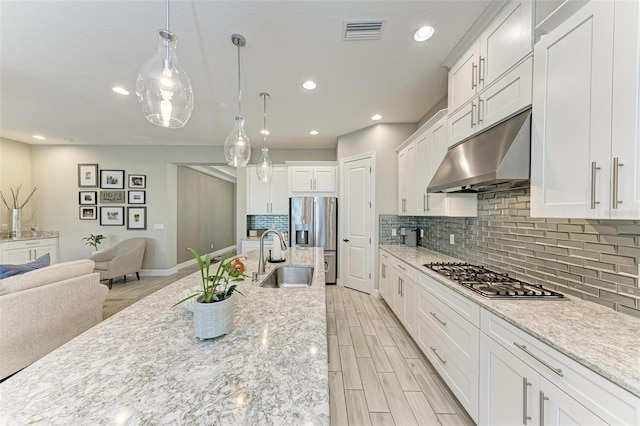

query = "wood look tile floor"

[103,272,474,425]
[327,285,474,426]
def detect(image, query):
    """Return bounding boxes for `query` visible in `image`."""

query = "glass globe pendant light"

[136,0,193,128]
[224,34,251,167]
[256,92,274,182]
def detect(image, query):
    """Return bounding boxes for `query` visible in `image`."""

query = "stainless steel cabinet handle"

[426,194,430,212]
[479,56,485,84]
[429,346,446,365]
[612,157,623,209]
[478,98,484,123]
[471,102,476,127]
[590,161,601,209]
[539,391,549,426]
[514,342,563,376]
[397,279,401,295]
[430,312,447,327]
[471,63,477,90]
[382,264,386,279]
[396,264,406,271]
[522,377,532,425]
[423,194,427,212]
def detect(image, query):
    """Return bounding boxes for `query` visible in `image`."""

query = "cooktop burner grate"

[423,262,565,299]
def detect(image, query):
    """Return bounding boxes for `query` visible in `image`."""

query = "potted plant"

[82,234,106,254]
[177,248,247,339]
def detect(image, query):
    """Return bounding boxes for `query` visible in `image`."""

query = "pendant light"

[136,0,194,128]
[224,34,251,167]
[256,92,274,182]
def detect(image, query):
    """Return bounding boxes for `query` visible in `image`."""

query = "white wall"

[0,138,33,229]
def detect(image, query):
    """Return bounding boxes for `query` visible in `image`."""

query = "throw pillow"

[0,253,51,279]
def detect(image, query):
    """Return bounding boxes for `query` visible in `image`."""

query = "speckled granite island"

[380,245,640,398]
[0,247,329,425]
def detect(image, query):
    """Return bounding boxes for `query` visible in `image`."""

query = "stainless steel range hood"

[428,108,531,193]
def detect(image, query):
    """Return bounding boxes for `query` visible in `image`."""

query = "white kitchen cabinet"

[531,0,640,219]
[247,166,288,215]
[240,239,272,254]
[448,0,533,114]
[448,56,533,146]
[480,309,640,425]
[378,250,392,301]
[0,237,58,265]
[397,141,417,215]
[288,165,337,195]
[417,113,477,217]
[416,271,480,422]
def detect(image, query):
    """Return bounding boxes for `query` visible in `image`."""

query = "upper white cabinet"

[531,0,640,219]
[398,110,477,217]
[247,165,288,215]
[397,141,417,215]
[448,0,533,114]
[447,0,533,147]
[288,165,337,196]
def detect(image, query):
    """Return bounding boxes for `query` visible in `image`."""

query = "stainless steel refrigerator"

[289,197,337,284]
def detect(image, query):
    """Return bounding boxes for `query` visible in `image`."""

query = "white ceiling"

[0,0,491,150]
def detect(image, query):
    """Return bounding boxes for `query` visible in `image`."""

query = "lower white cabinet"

[0,237,58,264]
[240,239,272,254]
[480,310,640,425]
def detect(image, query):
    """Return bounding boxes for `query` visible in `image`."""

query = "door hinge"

[369,238,371,244]
[369,167,372,173]
[369,273,371,279]
[369,201,372,208]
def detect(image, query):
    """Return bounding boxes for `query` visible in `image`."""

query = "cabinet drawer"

[1,238,57,250]
[392,260,417,282]
[481,309,640,425]
[417,284,479,374]
[416,314,479,422]
[419,273,480,327]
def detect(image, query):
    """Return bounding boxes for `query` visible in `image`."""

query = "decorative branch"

[0,184,38,210]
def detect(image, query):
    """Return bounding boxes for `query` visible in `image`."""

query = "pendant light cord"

[237,43,242,117]
[263,94,267,147]
[164,0,170,67]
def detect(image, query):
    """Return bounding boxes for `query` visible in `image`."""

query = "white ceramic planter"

[193,294,234,340]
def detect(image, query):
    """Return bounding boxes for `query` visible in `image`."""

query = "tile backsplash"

[381,187,640,318]
[247,215,289,235]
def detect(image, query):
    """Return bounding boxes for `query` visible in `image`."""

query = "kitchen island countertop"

[380,245,640,398]
[0,247,328,425]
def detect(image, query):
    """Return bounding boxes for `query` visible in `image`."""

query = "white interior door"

[342,157,372,293]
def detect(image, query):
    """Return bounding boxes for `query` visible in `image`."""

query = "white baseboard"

[140,245,236,277]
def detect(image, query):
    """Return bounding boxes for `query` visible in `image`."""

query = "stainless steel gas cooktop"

[423,262,565,299]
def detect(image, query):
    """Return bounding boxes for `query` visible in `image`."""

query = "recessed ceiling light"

[371,114,383,121]
[32,135,46,140]
[309,130,319,135]
[302,80,317,90]
[414,25,435,42]
[112,86,130,95]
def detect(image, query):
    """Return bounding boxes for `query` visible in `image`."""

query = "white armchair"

[89,238,146,289]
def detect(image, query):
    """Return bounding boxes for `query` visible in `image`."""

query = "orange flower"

[231,258,246,274]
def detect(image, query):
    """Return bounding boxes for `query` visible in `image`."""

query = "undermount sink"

[260,266,314,288]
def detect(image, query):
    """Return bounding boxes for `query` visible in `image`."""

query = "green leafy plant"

[82,234,106,251]
[175,249,246,305]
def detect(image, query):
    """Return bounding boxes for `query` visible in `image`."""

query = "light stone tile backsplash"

[380,187,640,318]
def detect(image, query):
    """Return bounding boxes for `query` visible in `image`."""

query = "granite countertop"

[380,245,640,398]
[0,231,59,242]
[0,247,329,425]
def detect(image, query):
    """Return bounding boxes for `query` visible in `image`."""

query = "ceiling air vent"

[343,20,384,40]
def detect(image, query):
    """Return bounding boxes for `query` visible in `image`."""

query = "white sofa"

[0,259,108,379]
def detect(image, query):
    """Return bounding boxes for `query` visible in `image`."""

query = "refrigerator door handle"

[324,261,329,273]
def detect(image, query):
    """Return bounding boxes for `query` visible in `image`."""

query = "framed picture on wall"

[128,174,146,189]
[78,164,98,188]
[79,191,97,205]
[100,191,125,204]
[127,206,147,230]
[100,206,125,226]
[128,190,146,204]
[79,206,97,220]
[100,170,125,189]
